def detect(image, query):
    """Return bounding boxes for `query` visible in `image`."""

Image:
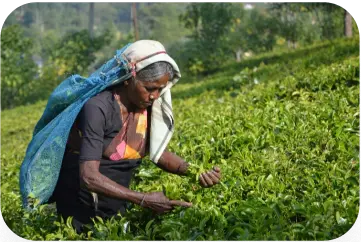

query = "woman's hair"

[108,61,174,90]
[135,61,174,83]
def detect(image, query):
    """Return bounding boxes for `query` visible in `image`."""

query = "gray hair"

[135,62,174,83]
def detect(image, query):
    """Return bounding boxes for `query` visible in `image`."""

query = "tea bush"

[1,37,359,240]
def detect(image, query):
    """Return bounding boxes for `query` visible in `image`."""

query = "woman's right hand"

[140,191,192,214]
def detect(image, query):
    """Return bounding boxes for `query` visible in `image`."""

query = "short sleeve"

[78,100,106,162]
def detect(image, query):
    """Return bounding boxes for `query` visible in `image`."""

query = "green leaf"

[145,219,154,235]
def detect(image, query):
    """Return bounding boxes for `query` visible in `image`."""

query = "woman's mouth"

[143,102,153,107]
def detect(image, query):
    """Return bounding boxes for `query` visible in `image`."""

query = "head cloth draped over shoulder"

[19,40,181,209]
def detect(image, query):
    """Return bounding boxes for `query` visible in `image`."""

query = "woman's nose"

[150,90,160,100]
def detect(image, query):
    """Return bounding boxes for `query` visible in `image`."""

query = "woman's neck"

[113,86,135,112]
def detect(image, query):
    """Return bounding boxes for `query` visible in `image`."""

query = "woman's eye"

[146,87,162,92]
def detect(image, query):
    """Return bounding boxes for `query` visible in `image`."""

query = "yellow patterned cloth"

[104,109,148,160]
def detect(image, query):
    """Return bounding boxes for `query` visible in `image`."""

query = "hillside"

[1,37,359,240]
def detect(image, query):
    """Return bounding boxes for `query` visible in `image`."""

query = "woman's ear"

[124,76,136,86]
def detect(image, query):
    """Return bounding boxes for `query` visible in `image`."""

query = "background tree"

[89,3,95,39]
[1,2,358,109]
[344,10,352,38]
[1,25,37,109]
[137,3,190,48]
[179,3,235,74]
[229,5,280,61]
[131,3,139,40]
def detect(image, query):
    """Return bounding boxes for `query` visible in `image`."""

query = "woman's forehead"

[140,75,169,87]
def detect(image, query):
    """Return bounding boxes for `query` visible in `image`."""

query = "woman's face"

[127,74,169,109]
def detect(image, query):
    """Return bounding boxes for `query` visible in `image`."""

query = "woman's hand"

[199,166,221,188]
[140,191,192,214]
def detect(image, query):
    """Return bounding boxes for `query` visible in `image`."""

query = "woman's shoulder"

[87,90,113,106]
[83,90,114,113]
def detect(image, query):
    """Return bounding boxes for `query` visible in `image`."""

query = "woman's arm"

[79,160,192,213]
[147,109,221,187]
[156,150,189,175]
[157,150,222,187]
[80,160,144,204]
[76,99,192,213]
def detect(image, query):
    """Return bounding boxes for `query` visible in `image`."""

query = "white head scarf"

[122,40,180,162]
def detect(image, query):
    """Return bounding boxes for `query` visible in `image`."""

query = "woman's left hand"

[199,166,221,188]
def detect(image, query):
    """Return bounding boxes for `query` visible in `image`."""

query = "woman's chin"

[137,102,152,109]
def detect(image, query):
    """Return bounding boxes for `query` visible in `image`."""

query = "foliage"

[270,3,347,46]
[1,27,114,109]
[137,3,191,48]
[36,29,113,100]
[45,29,113,76]
[1,37,359,240]
[88,24,135,72]
[302,3,345,40]
[1,25,38,109]
[3,3,358,110]
[179,3,236,74]
[229,7,280,55]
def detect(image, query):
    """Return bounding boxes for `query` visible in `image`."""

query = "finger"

[199,173,208,187]
[153,209,170,215]
[169,200,192,207]
[159,203,173,210]
[153,204,173,213]
[202,173,214,186]
[213,166,221,173]
[207,171,220,184]
[160,205,173,212]
[169,200,193,207]
[211,170,221,179]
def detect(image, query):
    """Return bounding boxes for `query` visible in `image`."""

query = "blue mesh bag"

[19,44,133,209]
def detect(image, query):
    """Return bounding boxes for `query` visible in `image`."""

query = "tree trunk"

[344,10,352,38]
[18,5,24,21]
[132,3,139,40]
[36,3,44,35]
[236,49,242,62]
[89,3,95,39]
[287,40,292,49]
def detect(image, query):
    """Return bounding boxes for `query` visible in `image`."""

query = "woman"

[47,40,221,232]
